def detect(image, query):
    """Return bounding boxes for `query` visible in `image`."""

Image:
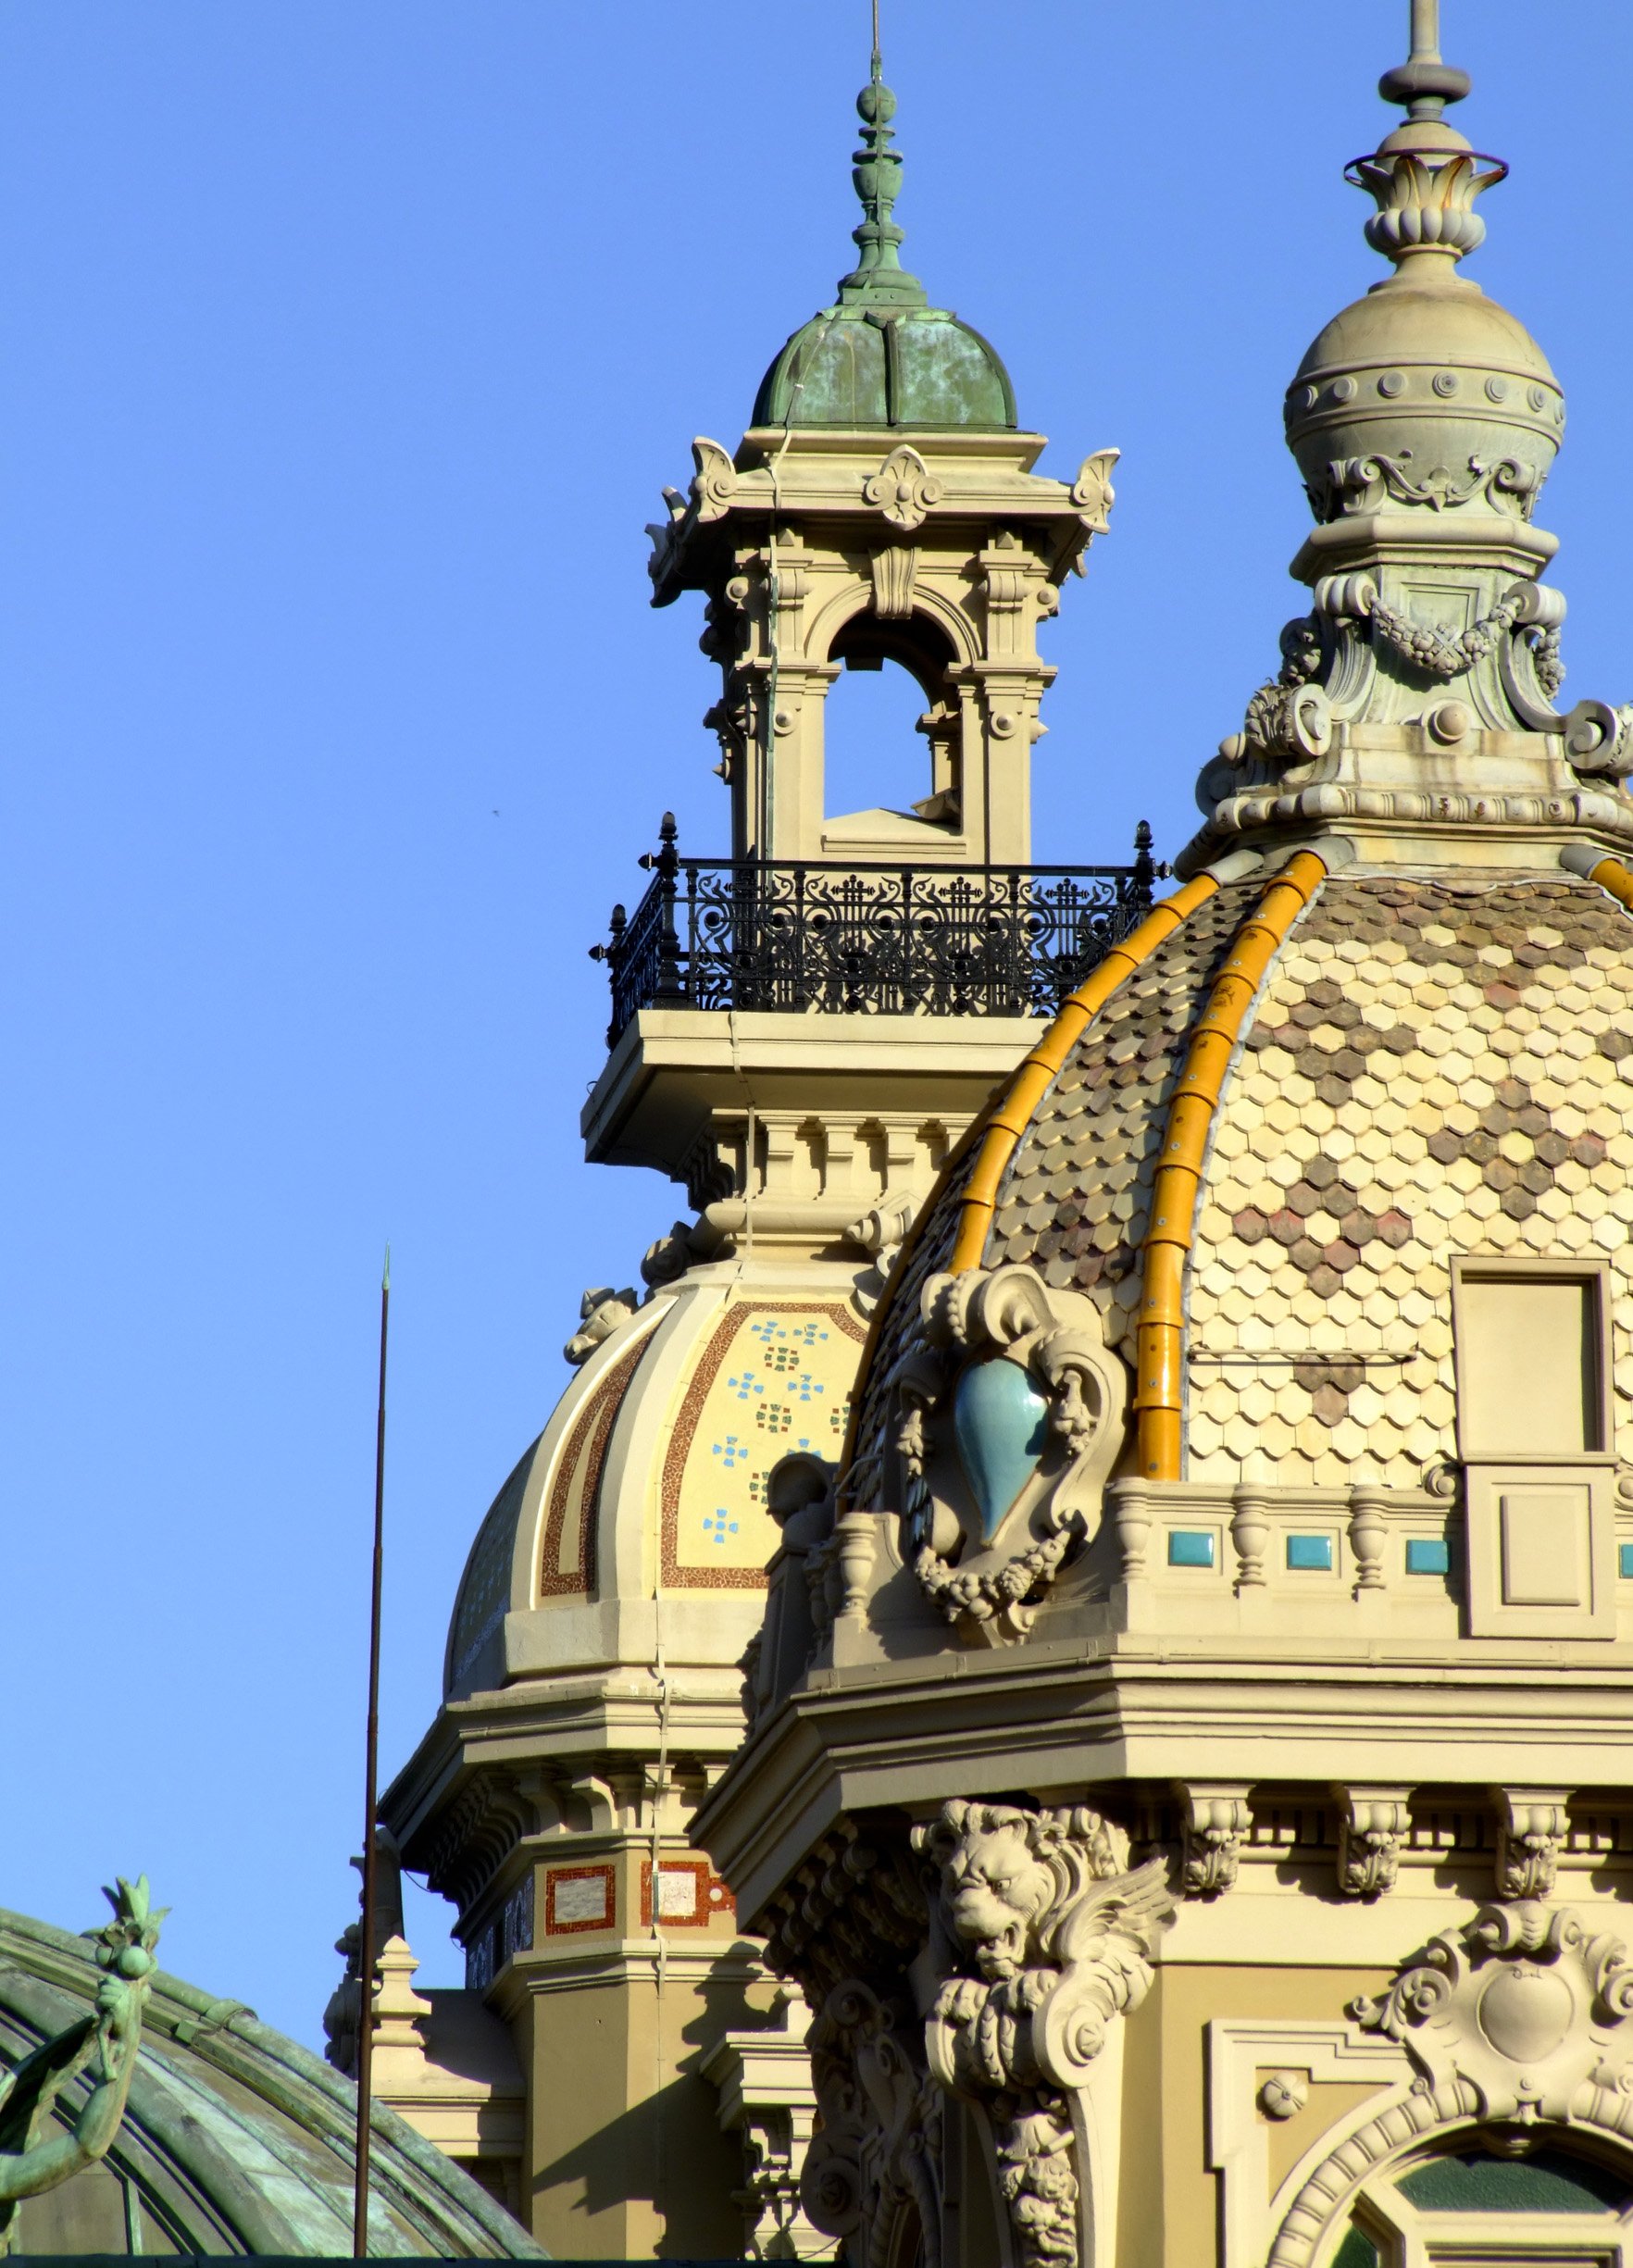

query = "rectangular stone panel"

[1500,1487,1589,1606]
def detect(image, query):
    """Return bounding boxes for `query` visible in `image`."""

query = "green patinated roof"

[751,56,1016,431]
[753,305,1015,432]
[0,1908,545,2260]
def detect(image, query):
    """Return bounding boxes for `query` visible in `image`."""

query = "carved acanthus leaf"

[1070,447,1119,545]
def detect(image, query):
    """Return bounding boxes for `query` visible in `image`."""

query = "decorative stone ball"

[1258,2071,1310,2121]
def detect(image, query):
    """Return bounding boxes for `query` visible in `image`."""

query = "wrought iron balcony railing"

[591,816,1166,1048]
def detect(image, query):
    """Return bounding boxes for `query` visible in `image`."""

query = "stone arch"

[1268,2082,1633,2267]
[805,579,980,679]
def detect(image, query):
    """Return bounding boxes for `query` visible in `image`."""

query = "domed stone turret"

[373,16,1134,2261]
[751,56,1016,432]
[1283,11,1563,519]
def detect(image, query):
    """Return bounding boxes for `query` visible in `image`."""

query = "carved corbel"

[1491,1787,1569,1900]
[914,1801,1174,2268]
[1175,1783,1252,1898]
[1333,1787,1410,1900]
[863,444,942,534]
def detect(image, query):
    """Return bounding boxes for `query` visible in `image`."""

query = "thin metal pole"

[353,1247,391,2258]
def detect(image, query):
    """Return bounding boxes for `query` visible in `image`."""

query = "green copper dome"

[751,61,1016,431]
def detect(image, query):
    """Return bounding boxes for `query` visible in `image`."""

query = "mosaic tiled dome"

[444,1288,863,1701]
[853,867,1633,1492]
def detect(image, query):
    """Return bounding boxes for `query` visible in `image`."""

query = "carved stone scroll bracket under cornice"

[914,1800,1175,2268]
[863,444,943,534]
[801,1977,943,2268]
[1491,1787,1570,1900]
[1175,1784,1252,1898]
[754,1822,937,2267]
[1333,1786,1410,1900]
[1068,447,1119,561]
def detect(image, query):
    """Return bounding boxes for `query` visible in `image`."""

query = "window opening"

[822,653,941,826]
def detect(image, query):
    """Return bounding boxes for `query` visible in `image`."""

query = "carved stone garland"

[914,1802,1175,2268]
[887,1263,1128,1644]
[1223,570,1633,782]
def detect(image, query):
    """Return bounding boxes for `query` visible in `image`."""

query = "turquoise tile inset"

[1167,1530,1215,1569]
[1620,1542,1633,1579]
[954,1356,1049,1543]
[1286,1533,1333,1572]
[1406,1538,1451,1576]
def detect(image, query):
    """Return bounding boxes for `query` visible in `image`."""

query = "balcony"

[590,815,1165,1049]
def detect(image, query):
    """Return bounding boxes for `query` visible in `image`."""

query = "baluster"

[589,901,628,1049]
[1132,818,1156,906]
[647,812,683,1006]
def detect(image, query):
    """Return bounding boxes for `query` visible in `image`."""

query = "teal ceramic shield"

[954,1357,1049,1542]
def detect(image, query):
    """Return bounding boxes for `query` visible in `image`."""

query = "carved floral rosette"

[885,1263,1128,1644]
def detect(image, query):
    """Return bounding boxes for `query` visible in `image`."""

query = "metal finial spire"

[1378,0,1471,124]
[836,1,926,308]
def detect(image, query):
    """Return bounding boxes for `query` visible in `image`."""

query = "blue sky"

[6,0,1633,2048]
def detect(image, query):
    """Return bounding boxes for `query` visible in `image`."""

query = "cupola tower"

[370,29,1144,2262]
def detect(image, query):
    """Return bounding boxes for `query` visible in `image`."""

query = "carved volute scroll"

[885,1262,1128,1644]
[914,1801,1175,2268]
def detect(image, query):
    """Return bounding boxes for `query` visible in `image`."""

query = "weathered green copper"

[836,40,925,311]
[0,1877,162,2255]
[752,36,1016,431]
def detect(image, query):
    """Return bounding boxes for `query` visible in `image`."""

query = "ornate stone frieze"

[1310,450,1543,523]
[914,1801,1174,2268]
[885,1262,1128,1643]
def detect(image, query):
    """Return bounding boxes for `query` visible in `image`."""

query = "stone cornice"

[696,1642,1633,1925]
